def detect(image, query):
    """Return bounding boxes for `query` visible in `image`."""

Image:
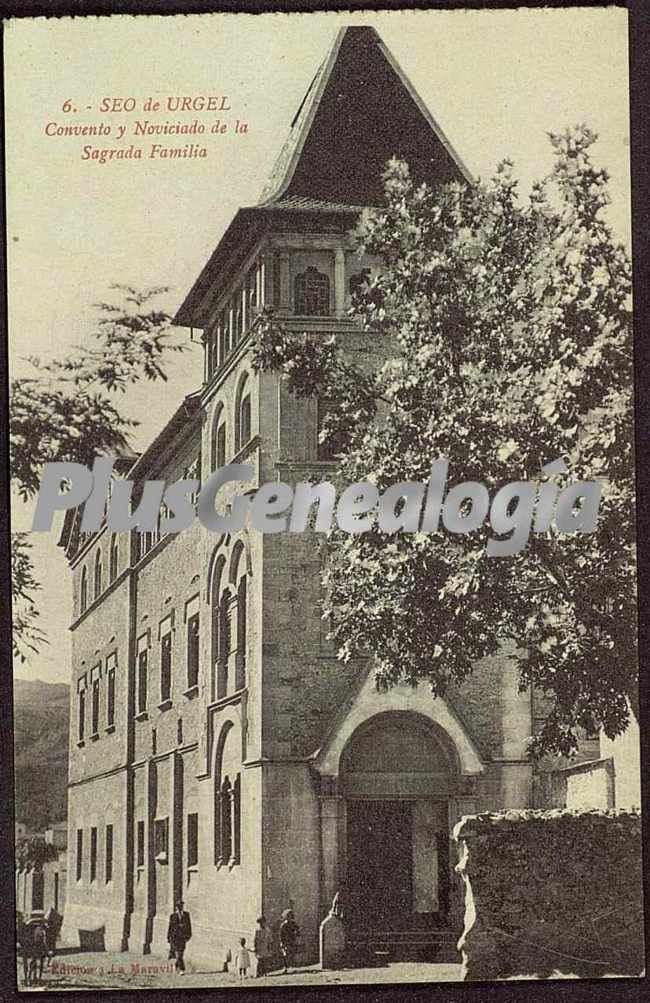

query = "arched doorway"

[340,712,457,933]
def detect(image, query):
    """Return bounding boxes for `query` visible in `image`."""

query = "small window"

[76,829,83,881]
[219,309,228,365]
[94,550,103,599]
[236,578,247,690]
[161,631,172,703]
[136,820,145,868]
[187,613,200,690]
[109,535,119,583]
[80,566,88,614]
[78,688,86,743]
[294,266,330,316]
[105,824,113,883]
[32,871,44,912]
[137,648,148,714]
[239,395,251,450]
[107,661,116,728]
[90,827,98,882]
[187,812,199,868]
[91,677,100,735]
[216,422,226,469]
[154,817,169,862]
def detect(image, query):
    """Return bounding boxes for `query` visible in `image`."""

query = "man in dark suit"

[167,899,192,974]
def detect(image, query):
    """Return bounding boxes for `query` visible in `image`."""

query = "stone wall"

[454,809,644,980]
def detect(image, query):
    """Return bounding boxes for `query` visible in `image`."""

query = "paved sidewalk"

[17,948,464,991]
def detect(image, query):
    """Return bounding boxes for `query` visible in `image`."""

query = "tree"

[11,285,185,661]
[251,126,636,757]
[15,835,59,872]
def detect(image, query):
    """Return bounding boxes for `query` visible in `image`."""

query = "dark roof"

[174,25,471,329]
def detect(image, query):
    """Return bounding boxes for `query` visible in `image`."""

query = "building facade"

[59,26,607,967]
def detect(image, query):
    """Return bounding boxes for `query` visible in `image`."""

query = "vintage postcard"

[6,5,643,992]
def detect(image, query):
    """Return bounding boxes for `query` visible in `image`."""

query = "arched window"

[94,550,103,600]
[235,376,252,454]
[210,405,227,472]
[236,577,247,691]
[214,722,241,867]
[294,266,330,316]
[80,566,88,614]
[210,552,226,702]
[109,534,119,583]
[217,587,232,699]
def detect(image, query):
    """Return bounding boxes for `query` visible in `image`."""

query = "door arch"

[340,712,456,931]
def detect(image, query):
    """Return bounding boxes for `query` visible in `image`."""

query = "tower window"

[80,566,88,614]
[94,550,103,599]
[294,266,330,316]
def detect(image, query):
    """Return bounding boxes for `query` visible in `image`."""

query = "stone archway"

[339,711,458,934]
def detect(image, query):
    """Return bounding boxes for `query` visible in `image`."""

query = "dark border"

[0,2,648,1002]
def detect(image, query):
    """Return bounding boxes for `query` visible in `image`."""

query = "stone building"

[59,26,611,967]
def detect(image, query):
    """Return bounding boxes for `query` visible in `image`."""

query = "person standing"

[167,899,192,975]
[279,909,300,973]
[234,936,251,980]
[45,906,63,966]
[253,915,273,978]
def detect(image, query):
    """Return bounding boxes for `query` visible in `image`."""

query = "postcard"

[6,6,643,991]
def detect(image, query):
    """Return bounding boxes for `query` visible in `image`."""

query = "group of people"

[16,907,63,986]
[166,899,301,979]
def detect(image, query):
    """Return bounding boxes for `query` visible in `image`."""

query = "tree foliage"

[15,835,59,872]
[11,285,185,660]
[252,127,636,757]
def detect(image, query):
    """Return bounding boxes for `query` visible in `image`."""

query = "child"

[234,936,251,980]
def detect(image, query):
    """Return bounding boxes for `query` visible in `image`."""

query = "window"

[239,395,251,450]
[78,687,86,743]
[106,657,116,729]
[187,612,200,690]
[32,871,44,911]
[161,630,172,704]
[104,826,113,882]
[76,829,83,881]
[220,778,232,864]
[187,813,199,868]
[215,775,241,867]
[94,550,103,599]
[217,588,232,698]
[109,535,119,583]
[232,775,241,865]
[211,407,227,471]
[90,826,98,882]
[80,566,88,614]
[136,820,145,868]
[294,266,330,316]
[154,817,169,862]
[236,577,247,690]
[232,291,243,345]
[91,676,100,735]
[218,309,228,365]
[137,645,148,715]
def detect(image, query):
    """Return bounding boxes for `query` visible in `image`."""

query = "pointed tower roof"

[174,26,471,327]
[259,25,471,207]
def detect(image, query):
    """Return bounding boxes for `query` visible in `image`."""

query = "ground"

[17,947,464,992]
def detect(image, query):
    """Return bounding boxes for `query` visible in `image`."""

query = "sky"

[5,7,631,683]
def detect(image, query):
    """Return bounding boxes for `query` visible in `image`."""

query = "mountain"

[13,678,70,832]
